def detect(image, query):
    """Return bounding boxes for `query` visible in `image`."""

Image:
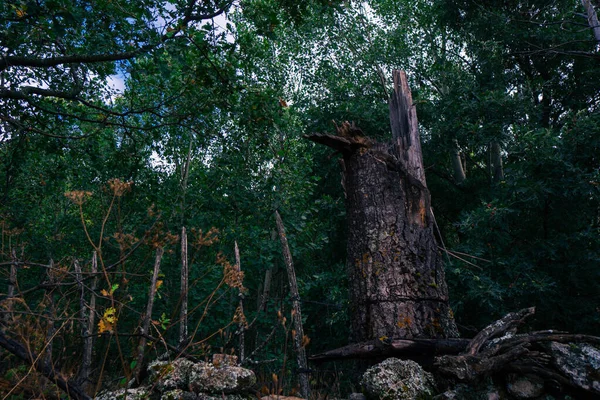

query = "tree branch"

[0,46,154,73]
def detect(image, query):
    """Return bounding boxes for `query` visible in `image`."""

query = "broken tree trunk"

[275,211,310,399]
[306,70,457,342]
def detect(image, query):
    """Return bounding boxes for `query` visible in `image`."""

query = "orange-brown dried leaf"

[65,190,92,205]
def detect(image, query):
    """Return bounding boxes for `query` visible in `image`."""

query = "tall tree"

[308,71,458,342]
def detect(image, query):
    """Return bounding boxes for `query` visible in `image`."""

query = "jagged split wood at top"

[388,70,426,186]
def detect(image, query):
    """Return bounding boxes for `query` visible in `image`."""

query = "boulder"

[547,341,600,394]
[360,358,435,400]
[432,381,507,400]
[148,356,256,395]
[161,389,197,400]
[348,393,366,400]
[505,373,544,399]
[148,358,195,392]
[188,361,256,394]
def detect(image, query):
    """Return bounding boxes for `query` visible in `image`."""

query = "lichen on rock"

[506,373,544,399]
[188,361,256,394]
[94,387,151,400]
[360,358,436,400]
[148,358,195,392]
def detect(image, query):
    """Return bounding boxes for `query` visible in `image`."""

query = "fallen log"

[434,307,600,396]
[310,307,600,396]
[309,337,470,362]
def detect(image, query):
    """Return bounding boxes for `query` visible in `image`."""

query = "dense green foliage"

[1,0,599,396]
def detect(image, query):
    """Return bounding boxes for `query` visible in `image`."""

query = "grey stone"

[148,358,195,392]
[188,362,256,394]
[147,357,255,395]
[197,395,251,400]
[94,387,151,400]
[161,389,197,400]
[360,358,435,400]
[433,382,509,400]
[348,393,366,400]
[506,373,544,399]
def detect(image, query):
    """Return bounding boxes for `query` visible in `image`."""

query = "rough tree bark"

[306,70,458,342]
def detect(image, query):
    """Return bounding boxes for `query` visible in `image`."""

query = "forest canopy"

[1,0,599,396]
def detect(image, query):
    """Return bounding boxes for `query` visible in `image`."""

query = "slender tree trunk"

[451,140,466,184]
[74,259,91,386]
[306,70,458,343]
[234,241,245,363]
[275,211,310,399]
[86,252,98,379]
[490,141,504,184]
[179,227,188,346]
[254,267,273,353]
[44,259,56,372]
[582,0,600,43]
[5,248,17,321]
[135,247,163,384]
[259,268,273,312]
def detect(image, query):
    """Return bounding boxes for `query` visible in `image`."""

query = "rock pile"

[95,354,256,400]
